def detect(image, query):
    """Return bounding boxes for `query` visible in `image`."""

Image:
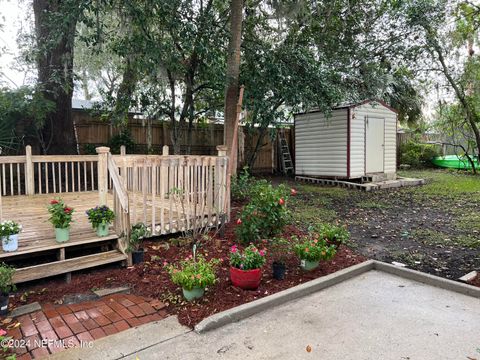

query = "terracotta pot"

[230,267,262,290]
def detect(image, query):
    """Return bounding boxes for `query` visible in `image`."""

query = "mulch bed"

[9,203,366,328]
[468,274,480,288]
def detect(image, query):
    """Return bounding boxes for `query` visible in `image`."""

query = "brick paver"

[4,294,167,359]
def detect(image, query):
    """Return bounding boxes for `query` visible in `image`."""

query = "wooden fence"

[74,115,294,173]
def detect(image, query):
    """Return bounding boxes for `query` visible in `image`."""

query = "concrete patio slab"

[133,270,480,360]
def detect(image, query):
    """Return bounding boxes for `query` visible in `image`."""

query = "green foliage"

[268,237,292,263]
[47,199,74,229]
[235,181,290,243]
[108,130,135,154]
[314,223,350,246]
[166,254,220,291]
[127,223,151,252]
[86,205,115,228]
[399,141,439,168]
[0,263,16,294]
[293,235,337,262]
[231,167,253,201]
[229,244,266,270]
[83,144,98,155]
[0,221,22,237]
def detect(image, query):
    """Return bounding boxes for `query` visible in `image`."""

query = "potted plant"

[0,263,15,316]
[86,205,115,237]
[229,244,266,289]
[293,235,337,271]
[316,223,350,249]
[127,223,151,264]
[166,252,220,301]
[47,199,74,243]
[0,221,22,252]
[269,237,291,280]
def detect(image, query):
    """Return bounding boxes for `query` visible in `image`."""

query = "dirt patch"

[9,202,365,328]
[468,274,480,288]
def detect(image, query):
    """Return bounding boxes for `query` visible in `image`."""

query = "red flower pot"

[230,267,262,290]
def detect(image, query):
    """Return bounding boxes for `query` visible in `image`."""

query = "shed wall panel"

[295,109,348,177]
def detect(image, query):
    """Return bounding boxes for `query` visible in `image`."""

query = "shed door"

[365,117,385,173]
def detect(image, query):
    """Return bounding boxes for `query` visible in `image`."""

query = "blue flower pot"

[300,259,319,271]
[2,234,18,252]
[96,223,110,237]
[55,228,70,243]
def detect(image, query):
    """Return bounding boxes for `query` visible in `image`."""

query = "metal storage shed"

[294,100,397,180]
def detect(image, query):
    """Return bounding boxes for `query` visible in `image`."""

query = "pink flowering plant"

[235,180,291,244]
[0,328,15,360]
[230,244,267,270]
[293,235,336,262]
[165,254,220,291]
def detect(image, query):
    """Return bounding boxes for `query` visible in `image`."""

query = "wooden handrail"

[107,154,129,212]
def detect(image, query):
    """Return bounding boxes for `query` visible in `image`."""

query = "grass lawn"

[284,168,480,280]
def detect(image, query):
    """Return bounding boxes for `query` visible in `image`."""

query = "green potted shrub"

[293,235,336,271]
[127,223,151,264]
[316,223,350,249]
[47,199,74,243]
[86,205,115,237]
[229,244,267,289]
[166,253,220,301]
[0,263,15,316]
[0,221,22,252]
[269,237,291,280]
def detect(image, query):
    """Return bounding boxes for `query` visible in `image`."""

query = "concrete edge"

[9,302,42,318]
[372,261,480,298]
[194,260,375,333]
[195,259,480,333]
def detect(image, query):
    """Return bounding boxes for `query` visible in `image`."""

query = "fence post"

[25,145,35,195]
[216,145,228,225]
[162,145,169,156]
[96,146,110,206]
[120,145,126,156]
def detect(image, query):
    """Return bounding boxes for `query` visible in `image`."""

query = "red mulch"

[9,203,366,328]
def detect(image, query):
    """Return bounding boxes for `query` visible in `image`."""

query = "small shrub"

[166,255,220,290]
[230,244,267,270]
[0,263,16,294]
[399,141,439,168]
[108,130,135,154]
[86,205,115,228]
[235,181,290,243]
[127,223,151,252]
[268,236,292,264]
[0,221,21,237]
[231,167,253,201]
[293,235,336,262]
[314,223,350,246]
[47,199,74,229]
[83,144,98,155]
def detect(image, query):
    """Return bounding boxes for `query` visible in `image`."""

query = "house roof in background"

[72,99,143,115]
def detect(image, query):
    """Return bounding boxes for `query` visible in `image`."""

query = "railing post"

[25,145,35,195]
[216,145,228,225]
[120,145,126,156]
[162,145,169,156]
[96,146,110,206]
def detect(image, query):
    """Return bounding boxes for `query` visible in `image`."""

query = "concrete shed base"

[296,176,425,191]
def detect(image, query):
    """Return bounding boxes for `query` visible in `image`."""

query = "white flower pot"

[2,234,18,252]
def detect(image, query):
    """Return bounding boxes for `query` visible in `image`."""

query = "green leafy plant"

[166,254,220,291]
[314,223,350,247]
[0,263,16,294]
[86,205,115,228]
[235,181,290,243]
[293,235,336,262]
[231,167,253,201]
[0,221,22,237]
[108,130,135,154]
[230,244,267,270]
[127,223,151,252]
[47,199,74,229]
[399,141,439,168]
[268,237,292,264]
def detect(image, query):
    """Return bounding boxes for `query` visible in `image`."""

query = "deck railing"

[0,145,229,245]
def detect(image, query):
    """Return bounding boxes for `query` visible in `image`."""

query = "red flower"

[290,188,297,196]
[64,207,72,214]
[50,200,59,204]
[236,218,242,225]
[278,198,285,205]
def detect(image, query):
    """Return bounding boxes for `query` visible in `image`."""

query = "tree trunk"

[112,56,138,127]
[33,0,79,155]
[223,0,243,175]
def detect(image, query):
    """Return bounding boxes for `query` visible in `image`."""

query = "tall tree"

[32,0,86,154]
[223,0,243,173]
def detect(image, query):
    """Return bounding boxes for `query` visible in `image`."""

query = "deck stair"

[278,130,294,175]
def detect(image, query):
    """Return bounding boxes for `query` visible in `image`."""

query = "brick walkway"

[6,294,168,359]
